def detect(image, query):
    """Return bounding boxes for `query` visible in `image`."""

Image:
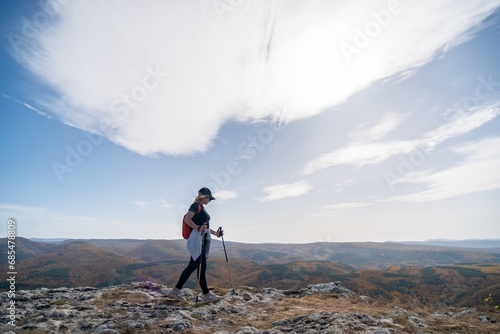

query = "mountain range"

[1,237,499,310]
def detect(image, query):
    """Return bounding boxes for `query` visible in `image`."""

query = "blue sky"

[1,0,499,243]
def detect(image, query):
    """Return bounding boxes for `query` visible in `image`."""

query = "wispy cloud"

[304,140,417,174]
[12,0,498,156]
[214,190,238,201]
[313,202,372,217]
[303,103,499,175]
[259,181,312,202]
[332,180,356,193]
[349,112,405,143]
[157,199,174,209]
[133,201,148,209]
[0,203,51,216]
[0,203,153,239]
[327,202,373,210]
[1,93,52,118]
[420,103,500,150]
[386,136,500,202]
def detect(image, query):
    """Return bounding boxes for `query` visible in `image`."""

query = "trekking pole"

[196,229,206,305]
[218,227,235,295]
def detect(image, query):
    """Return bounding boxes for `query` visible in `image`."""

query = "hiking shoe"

[167,288,186,302]
[202,291,222,304]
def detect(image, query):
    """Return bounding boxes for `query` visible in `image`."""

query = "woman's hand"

[209,227,223,238]
[198,223,207,233]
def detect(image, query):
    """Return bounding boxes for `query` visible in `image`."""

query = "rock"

[94,325,121,334]
[271,312,395,333]
[234,326,260,333]
[290,281,355,298]
[165,319,193,331]
[0,281,496,333]
[478,315,496,323]
[360,295,371,302]
[408,315,427,329]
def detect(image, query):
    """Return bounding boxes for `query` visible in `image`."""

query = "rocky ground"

[0,281,498,333]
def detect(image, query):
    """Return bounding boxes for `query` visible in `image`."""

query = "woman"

[168,187,223,303]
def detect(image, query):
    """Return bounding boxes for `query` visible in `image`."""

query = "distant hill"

[2,237,500,309]
[86,239,188,262]
[3,237,51,261]
[394,239,500,249]
[5,238,500,268]
[207,240,500,268]
[0,238,138,289]
[28,238,71,243]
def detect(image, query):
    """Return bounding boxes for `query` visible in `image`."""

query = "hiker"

[168,187,223,303]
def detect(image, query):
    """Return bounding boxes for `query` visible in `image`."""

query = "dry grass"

[85,287,500,334]
[191,292,499,334]
[92,288,153,308]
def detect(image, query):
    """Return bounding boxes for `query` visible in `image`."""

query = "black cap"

[198,187,215,200]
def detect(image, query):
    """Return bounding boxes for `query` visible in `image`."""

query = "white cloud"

[13,0,499,156]
[157,199,174,209]
[313,201,372,217]
[349,112,405,143]
[133,201,148,208]
[420,103,500,150]
[387,136,500,202]
[327,202,372,210]
[332,180,356,193]
[259,181,312,202]
[0,203,153,239]
[214,190,238,201]
[0,203,50,217]
[303,102,499,175]
[1,93,52,118]
[304,140,417,174]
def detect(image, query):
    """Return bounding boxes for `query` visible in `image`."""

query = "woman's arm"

[184,211,200,230]
[185,210,208,233]
[210,228,222,237]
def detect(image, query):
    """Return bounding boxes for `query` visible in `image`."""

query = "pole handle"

[218,227,229,262]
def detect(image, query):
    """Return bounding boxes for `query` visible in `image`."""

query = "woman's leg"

[197,254,209,294]
[175,257,198,289]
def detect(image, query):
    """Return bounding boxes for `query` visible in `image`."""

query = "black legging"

[175,253,208,294]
